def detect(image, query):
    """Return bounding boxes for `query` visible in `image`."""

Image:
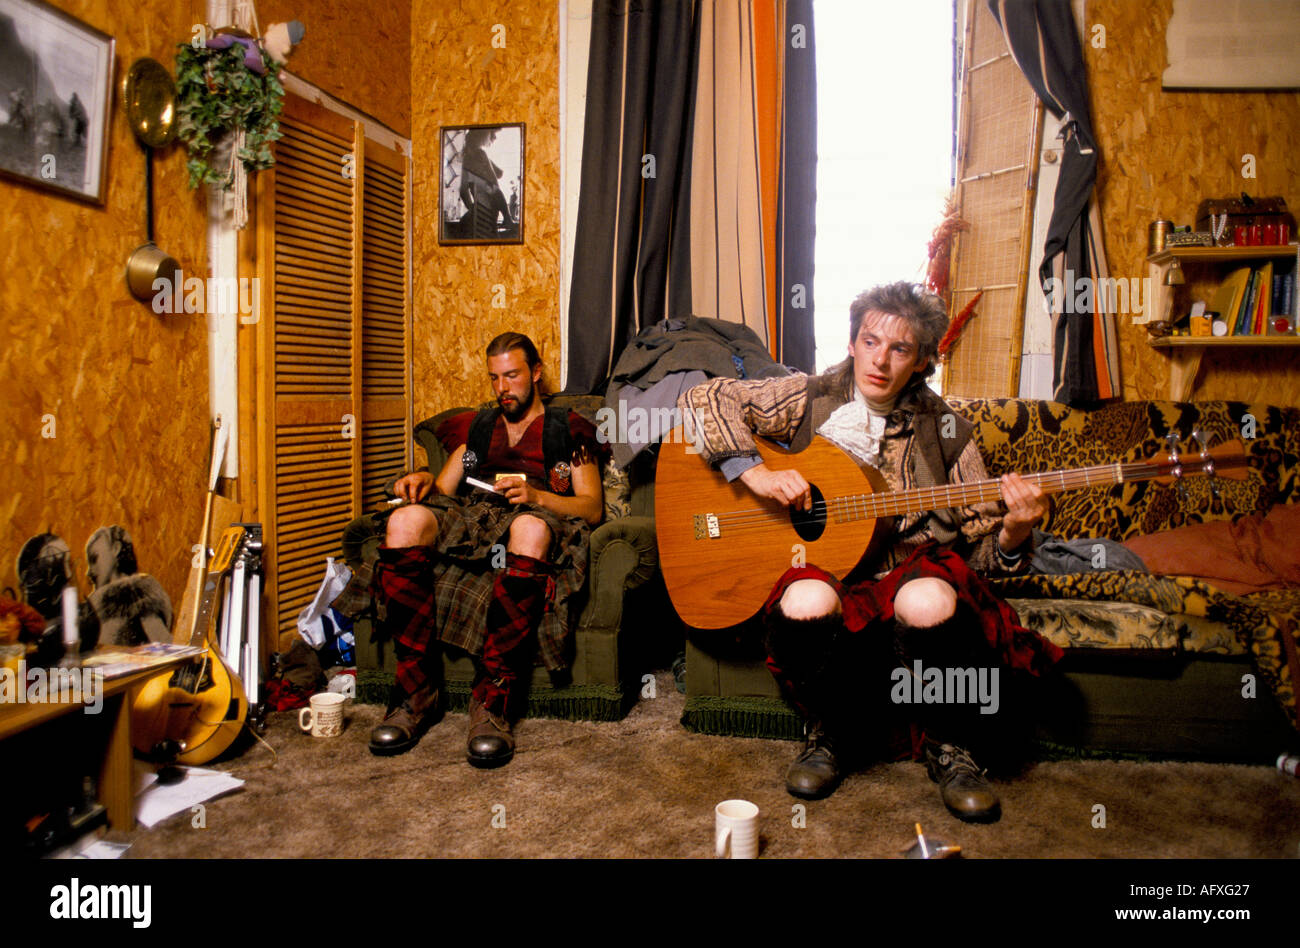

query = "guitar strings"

[699,461,1187,534]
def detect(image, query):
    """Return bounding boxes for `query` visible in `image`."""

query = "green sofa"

[681,397,1300,761]
[342,395,660,721]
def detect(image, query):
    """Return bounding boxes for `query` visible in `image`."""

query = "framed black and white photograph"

[0,0,114,204]
[439,123,524,245]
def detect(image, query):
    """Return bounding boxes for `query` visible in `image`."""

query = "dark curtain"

[988,0,1110,404]
[564,0,700,394]
[777,0,816,373]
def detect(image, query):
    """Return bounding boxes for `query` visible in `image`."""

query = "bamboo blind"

[259,93,412,651]
[945,0,1041,398]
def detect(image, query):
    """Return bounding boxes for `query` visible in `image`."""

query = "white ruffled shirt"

[815,387,896,467]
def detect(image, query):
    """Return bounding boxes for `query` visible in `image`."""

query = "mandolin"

[131,526,249,764]
[654,430,1248,629]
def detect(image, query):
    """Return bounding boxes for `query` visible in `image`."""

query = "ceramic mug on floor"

[715,799,759,858]
[298,691,346,738]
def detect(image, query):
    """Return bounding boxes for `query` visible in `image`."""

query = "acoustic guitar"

[654,430,1248,629]
[131,526,249,764]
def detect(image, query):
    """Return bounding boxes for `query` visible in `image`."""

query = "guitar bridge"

[693,513,721,540]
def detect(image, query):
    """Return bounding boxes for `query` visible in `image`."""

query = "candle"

[61,586,78,649]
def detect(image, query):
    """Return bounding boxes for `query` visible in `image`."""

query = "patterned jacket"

[678,372,1031,578]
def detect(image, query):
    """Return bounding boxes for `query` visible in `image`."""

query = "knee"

[507,515,552,559]
[386,505,439,547]
[894,577,957,628]
[778,579,841,621]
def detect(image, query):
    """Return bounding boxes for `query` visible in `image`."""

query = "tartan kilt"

[762,544,1064,761]
[379,494,592,673]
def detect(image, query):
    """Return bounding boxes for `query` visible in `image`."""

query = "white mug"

[298,691,346,738]
[714,799,759,859]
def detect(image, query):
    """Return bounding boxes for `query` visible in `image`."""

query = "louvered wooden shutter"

[360,140,412,510]
[258,93,411,652]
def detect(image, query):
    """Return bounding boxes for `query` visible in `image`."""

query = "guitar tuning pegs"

[1190,428,1208,455]
[1164,432,1181,461]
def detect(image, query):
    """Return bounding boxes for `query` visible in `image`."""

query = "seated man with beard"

[369,332,604,768]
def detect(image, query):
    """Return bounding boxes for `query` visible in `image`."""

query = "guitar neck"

[189,576,222,649]
[840,456,1210,522]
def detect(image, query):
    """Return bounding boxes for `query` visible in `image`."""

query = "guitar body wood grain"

[131,652,249,764]
[656,430,892,629]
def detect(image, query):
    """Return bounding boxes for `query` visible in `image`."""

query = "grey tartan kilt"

[403,494,592,672]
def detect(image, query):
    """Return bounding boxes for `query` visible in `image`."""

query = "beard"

[498,380,536,421]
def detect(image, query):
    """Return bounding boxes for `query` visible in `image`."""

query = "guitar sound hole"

[789,484,826,542]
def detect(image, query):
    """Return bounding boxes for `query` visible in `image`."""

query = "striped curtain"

[564,0,816,394]
[988,0,1120,404]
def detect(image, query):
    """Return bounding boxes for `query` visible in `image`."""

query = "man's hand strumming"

[739,463,813,512]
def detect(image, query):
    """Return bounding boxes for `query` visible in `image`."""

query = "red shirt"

[435,409,602,490]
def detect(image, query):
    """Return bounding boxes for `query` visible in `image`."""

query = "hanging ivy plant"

[174,42,284,190]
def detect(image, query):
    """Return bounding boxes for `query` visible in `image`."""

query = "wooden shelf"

[1145,244,1299,400]
[1147,244,1298,266]
[1148,335,1300,347]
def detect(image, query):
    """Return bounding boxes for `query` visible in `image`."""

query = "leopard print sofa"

[948,397,1299,737]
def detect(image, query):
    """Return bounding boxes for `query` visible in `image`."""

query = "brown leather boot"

[466,693,515,768]
[369,683,442,756]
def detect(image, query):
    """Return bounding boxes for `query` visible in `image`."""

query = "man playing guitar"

[678,281,1064,822]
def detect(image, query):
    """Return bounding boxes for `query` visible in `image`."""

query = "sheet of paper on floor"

[135,766,246,829]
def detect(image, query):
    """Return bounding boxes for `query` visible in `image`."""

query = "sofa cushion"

[1006,598,1181,651]
[1121,502,1300,596]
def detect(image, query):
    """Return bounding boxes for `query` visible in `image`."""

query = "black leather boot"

[369,682,442,756]
[785,723,842,800]
[466,693,515,768]
[923,740,1001,823]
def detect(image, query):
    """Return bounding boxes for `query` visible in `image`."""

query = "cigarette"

[466,476,501,494]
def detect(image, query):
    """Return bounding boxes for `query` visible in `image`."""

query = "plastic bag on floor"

[296,558,351,648]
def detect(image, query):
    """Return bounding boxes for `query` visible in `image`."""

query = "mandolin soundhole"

[789,484,827,542]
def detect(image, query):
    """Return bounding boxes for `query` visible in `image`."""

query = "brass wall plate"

[123,58,178,149]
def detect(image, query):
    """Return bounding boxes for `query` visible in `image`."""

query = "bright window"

[813,1,955,372]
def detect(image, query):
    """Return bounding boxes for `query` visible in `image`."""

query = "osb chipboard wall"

[0,1,210,610]
[260,0,410,137]
[1085,0,1300,405]
[411,0,561,420]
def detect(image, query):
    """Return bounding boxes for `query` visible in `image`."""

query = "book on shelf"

[1210,266,1251,334]
[1211,262,1297,335]
[1234,269,1258,335]
[1253,262,1273,334]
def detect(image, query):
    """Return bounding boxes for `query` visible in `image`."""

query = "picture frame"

[439,123,524,245]
[0,0,114,204]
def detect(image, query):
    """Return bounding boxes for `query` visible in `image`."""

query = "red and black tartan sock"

[374,544,442,702]
[473,552,553,719]
[763,606,842,722]
[894,603,1004,759]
